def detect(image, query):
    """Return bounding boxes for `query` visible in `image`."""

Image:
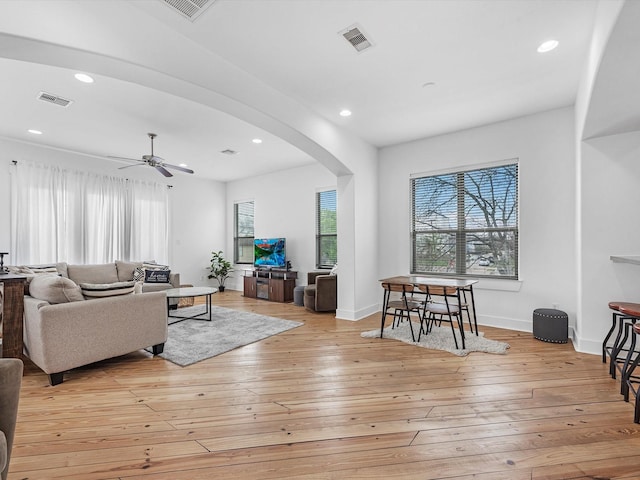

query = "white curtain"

[10,162,169,265]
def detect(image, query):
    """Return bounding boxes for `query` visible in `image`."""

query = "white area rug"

[154,305,302,366]
[361,321,510,356]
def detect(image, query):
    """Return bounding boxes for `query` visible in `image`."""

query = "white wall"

[225,163,336,292]
[579,131,640,353]
[0,138,225,286]
[378,107,577,333]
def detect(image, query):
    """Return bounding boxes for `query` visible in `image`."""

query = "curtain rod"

[11,160,173,188]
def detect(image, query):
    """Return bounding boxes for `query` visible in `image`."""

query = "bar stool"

[616,305,640,424]
[603,301,640,379]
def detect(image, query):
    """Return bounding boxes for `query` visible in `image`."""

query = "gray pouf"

[293,285,305,306]
[533,308,568,343]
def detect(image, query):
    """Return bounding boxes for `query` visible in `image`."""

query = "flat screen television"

[254,238,286,268]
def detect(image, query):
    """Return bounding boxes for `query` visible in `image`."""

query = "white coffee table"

[165,286,218,324]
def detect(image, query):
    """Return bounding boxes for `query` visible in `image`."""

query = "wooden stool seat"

[609,301,640,312]
[619,305,640,317]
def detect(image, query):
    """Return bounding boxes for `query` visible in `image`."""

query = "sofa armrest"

[307,271,330,285]
[23,291,168,375]
[169,272,180,289]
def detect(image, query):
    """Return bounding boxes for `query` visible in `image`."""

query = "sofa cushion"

[115,260,143,282]
[29,275,85,304]
[79,281,136,298]
[67,263,119,285]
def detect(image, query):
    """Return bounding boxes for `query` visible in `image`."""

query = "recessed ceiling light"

[537,40,559,53]
[179,163,188,167]
[74,73,94,83]
[339,109,352,117]
[252,138,262,144]
[27,129,42,135]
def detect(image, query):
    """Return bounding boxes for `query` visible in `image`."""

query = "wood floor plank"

[9,291,640,480]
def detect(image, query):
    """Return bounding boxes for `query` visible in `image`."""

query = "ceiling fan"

[109,133,194,177]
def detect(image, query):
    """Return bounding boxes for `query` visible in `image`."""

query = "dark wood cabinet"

[243,276,257,298]
[1,274,26,359]
[243,269,297,303]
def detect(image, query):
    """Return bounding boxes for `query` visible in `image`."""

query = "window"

[10,162,169,265]
[316,189,337,268]
[411,162,518,279]
[234,200,254,264]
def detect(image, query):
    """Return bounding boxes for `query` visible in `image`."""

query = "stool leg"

[603,312,620,363]
[622,324,638,399]
[611,318,634,379]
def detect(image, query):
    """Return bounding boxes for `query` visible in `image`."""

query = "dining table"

[379,275,479,349]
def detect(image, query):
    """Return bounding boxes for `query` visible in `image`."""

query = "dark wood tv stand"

[243,268,297,303]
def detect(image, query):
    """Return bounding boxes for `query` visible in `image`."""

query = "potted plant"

[208,250,233,292]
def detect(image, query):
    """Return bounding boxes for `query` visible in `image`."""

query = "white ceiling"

[0,0,600,182]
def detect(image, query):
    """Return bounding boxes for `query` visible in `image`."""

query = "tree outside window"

[411,162,518,279]
[234,201,254,264]
[316,190,337,269]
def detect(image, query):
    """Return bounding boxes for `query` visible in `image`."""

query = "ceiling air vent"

[161,0,217,21]
[37,91,73,107]
[340,24,373,53]
[220,149,237,155]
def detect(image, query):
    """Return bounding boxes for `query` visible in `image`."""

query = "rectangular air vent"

[340,24,373,53]
[37,91,73,107]
[161,0,216,21]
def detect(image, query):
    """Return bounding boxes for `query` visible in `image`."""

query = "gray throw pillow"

[29,275,85,304]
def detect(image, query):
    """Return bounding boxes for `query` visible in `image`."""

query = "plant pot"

[218,285,225,292]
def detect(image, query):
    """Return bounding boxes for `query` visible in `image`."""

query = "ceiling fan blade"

[162,162,194,174]
[108,155,144,163]
[118,163,146,170]
[155,165,173,177]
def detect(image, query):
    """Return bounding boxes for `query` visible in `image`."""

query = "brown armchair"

[303,272,337,312]
[0,359,22,480]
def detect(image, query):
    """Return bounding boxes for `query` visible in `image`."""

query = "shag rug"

[361,321,510,356]
[155,305,302,366]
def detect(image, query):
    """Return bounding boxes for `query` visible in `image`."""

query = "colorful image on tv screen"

[254,238,286,267]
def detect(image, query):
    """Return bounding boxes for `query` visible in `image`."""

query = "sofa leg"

[49,372,64,386]
[152,343,165,355]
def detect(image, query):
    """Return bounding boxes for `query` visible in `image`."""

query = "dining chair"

[380,282,420,342]
[418,284,465,349]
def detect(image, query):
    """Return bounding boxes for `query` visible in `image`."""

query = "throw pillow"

[133,264,170,282]
[79,281,136,298]
[132,266,145,282]
[144,269,171,283]
[29,275,85,304]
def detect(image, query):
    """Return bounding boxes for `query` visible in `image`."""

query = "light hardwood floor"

[10,291,640,479]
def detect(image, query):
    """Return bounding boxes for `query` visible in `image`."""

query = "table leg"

[468,285,479,336]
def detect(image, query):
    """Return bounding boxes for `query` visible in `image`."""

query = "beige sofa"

[21,261,178,385]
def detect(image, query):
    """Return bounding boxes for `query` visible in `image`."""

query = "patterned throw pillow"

[133,263,170,283]
[132,266,145,282]
[79,281,136,298]
[143,269,171,283]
